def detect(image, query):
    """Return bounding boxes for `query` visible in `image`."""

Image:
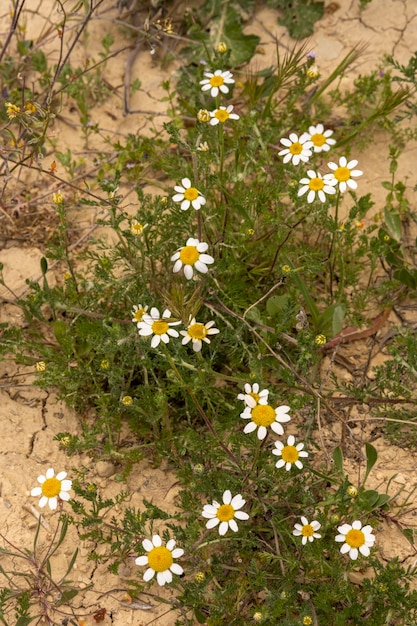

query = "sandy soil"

[1,1,417,624]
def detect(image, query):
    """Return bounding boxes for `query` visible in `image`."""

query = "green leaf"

[384,207,402,242]
[364,442,377,484]
[317,302,345,336]
[333,447,344,473]
[362,489,380,508]
[402,527,415,545]
[394,268,417,289]
[290,271,320,329]
[195,608,209,623]
[381,181,394,191]
[40,257,48,276]
[52,321,73,353]
[31,50,47,73]
[55,149,72,167]
[15,617,36,626]
[17,40,33,56]
[275,0,325,39]
[208,5,260,66]
[375,493,390,508]
[332,303,346,336]
[55,587,80,606]
[361,489,390,510]
[266,294,290,316]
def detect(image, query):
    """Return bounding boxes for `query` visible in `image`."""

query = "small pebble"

[95,460,116,478]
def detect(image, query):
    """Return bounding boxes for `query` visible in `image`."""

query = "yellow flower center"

[251,404,276,427]
[147,546,173,572]
[152,320,169,335]
[289,142,302,155]
[214,109,230,123]
[179,246,200,265]
[281,445,299,463]
[249,391,260,403]
[334,166,351,182]
[311,133,325,146]
[133,308,145,322]
[188,323,208,340]
[301,524,315,538]
[308,177,324,191]
[183,187,199,201]
[41,477,61,498]
[216,503,235,522]
[345,528,365,548]
[209,75,224,87]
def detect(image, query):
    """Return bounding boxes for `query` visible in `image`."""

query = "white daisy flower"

[327,156,363,193]
[30,468,72,510]
[278,133,313,166]
[180,318,219,352]
[171,238,214,280]
[200,69,235,98]
[137,307,180,348]
[305,124,336,152]
[240,403,291,440]
[293,517,322,545]
[209,105,239,126]
[135,534,184,586]
[273,435,309,471]
[298,170,337,203]
[202,489,249,536]
[131,303,149,325]
[172,177,206,211]
[335,520,375,560]
[237,383,269,408]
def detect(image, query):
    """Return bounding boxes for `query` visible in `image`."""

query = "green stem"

[192,151,202,241]
[164,350,241,469]
[328,189,341,299]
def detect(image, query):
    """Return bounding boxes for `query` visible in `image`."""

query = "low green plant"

[0,515,88,625]
[2,1,417,624]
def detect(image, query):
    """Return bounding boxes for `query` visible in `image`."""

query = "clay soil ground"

[1,1,417,624]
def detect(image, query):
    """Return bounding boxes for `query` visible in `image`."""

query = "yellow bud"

[216,42,227,54]
[130,220,145,235]
[197,109,210,123]
[35,361,46,372]
[6,102,21,119]
[315,334,326,346]
[121,395,133,406]
[197,141,209,152]
[25,102,36,114]
[306,65,319,79]
[52,192,63,204]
